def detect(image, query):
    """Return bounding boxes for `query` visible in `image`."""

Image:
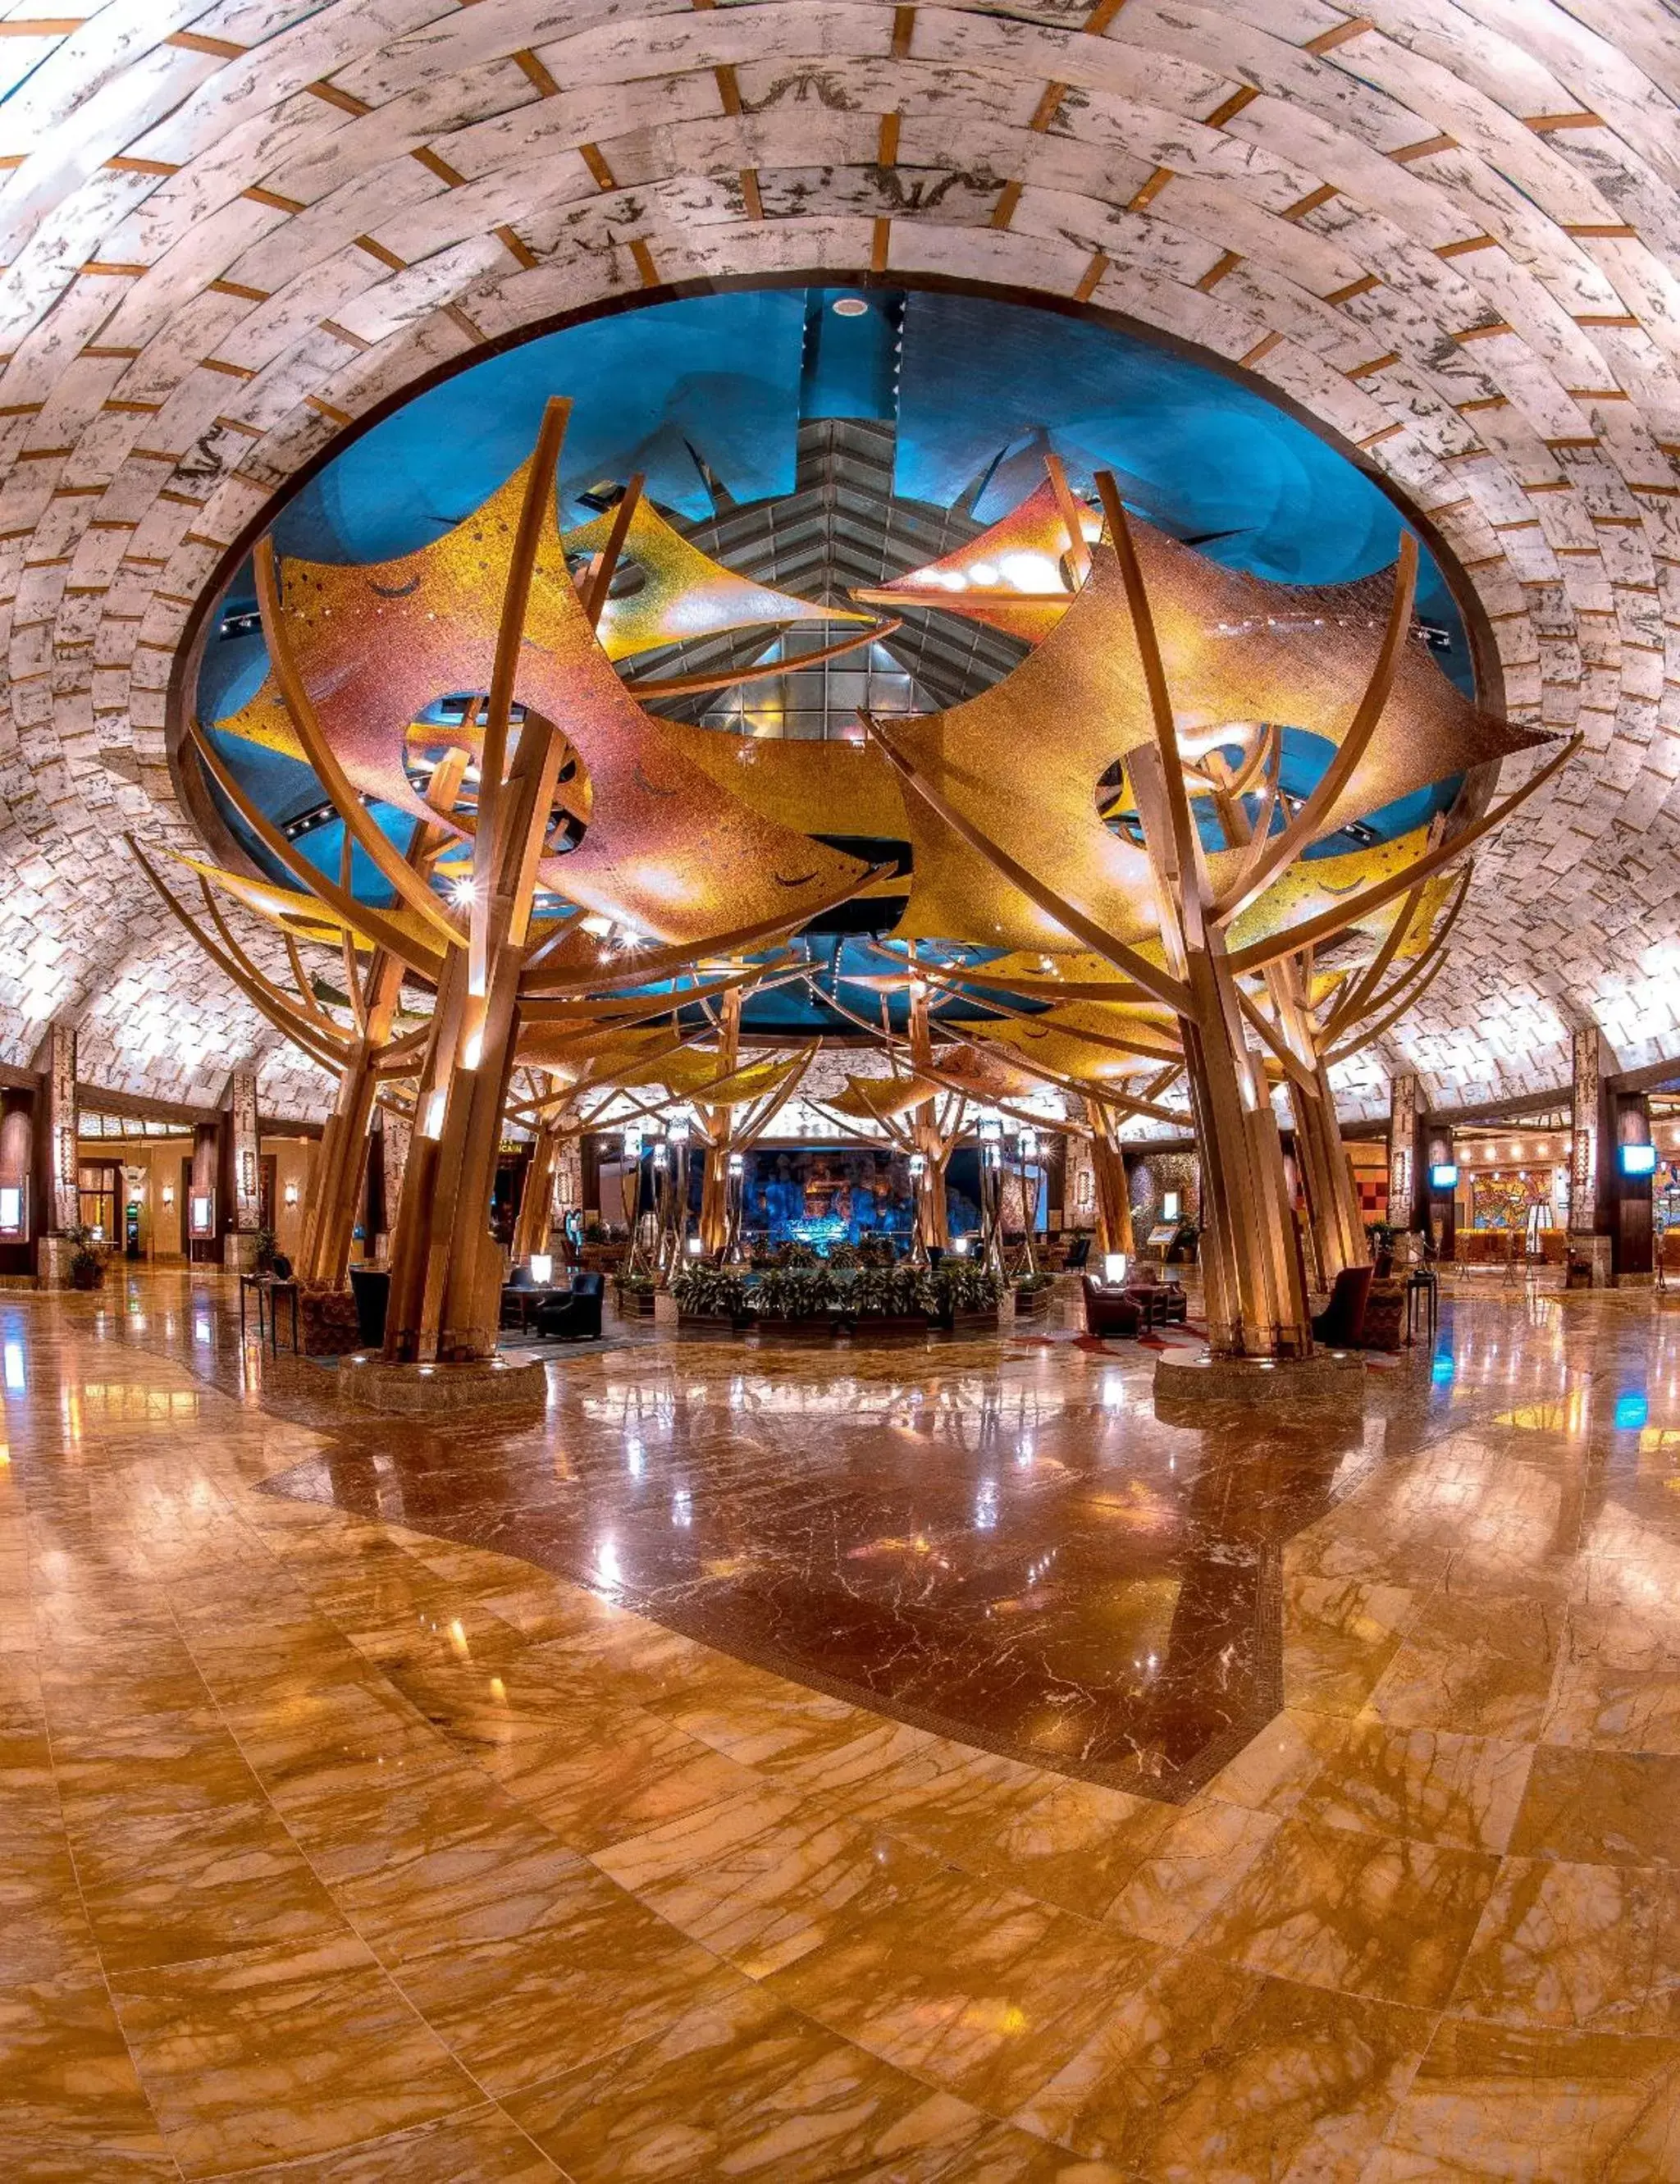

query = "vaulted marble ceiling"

[3,0,1678,1118]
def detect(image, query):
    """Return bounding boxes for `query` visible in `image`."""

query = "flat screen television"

[1618,1142,1657,1178]
[1429,1163,1459,1190]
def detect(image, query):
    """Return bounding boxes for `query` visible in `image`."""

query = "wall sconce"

[283,1181,299,1207]
[161,1185,176,1206]
[727,1151,744,1177]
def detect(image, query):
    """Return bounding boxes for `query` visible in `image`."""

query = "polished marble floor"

[4,1269,1680,2177]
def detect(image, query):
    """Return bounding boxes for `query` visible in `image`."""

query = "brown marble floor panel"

[7,1273,1680,2177]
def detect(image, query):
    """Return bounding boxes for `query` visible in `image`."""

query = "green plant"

[670,1265,746,1319]
[1015,1271,1054,1295]
[618,1271,655,1295]
[751,1266,834,1319]
[933,1261,1002,1314]
[1365,1219,1399,1254]
[776,1240,819,1269]
[253,1224,278,1273]
[583,1219,605,1243]
[826,1240,861,1270]
[65,1223,104,1290]
[857,1234,897,1268]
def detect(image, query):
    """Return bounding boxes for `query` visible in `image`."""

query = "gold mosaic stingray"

[266,453,869,945]
[561,500,867,662]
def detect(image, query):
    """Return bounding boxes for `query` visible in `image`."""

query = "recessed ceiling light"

[833,296,869,317]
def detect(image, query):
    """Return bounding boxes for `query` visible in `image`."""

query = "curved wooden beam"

[253,538,465,953]
[623,619,901,699]
[186,716,447,980]
[860,711,1193,1016]
[1324,868,1474,1062]
[1320,858,1468,1047]
[1229,736,1579,976]
[1324,941,1454,1067]
[126,837,351,1076]
[1215,534,1419,925]
[517,869,887,997]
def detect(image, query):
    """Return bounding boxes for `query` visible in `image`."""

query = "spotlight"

[448,877,476,908]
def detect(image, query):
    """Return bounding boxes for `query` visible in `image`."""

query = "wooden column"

[1089,1110,1135,1258]
[1130,742,1310,1357]
[698,989,742,1257]
[511,1123,560,1263]
[906,981,951,1254]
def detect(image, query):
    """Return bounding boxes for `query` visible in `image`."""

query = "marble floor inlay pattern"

[2,1271,1679,2177]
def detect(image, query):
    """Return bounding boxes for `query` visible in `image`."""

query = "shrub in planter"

[750,1266,835,1327]
[932,1261,1002,1324]
[857,1234,897,1268]
[826,1240,861,1271]
[1013,1271,1054,1314]
[66,1224,105,1291]
[670,1265,746,1324]
[615,1272,658,1315]
[848,1265,934,1328]
[775,1240,820,1270]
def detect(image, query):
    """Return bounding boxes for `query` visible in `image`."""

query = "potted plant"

[827,1240,862,1271]
[776,1240,820,1269]
[253,1225,278,1276]
[751,1265,835,1336]
[670,1264,746,1328]
[614,1270,658,1316]
[858,1234,897,1268]
[66,1223,105,1291]
[932,1260,1002,1330]
[1013,1270,1054,1317]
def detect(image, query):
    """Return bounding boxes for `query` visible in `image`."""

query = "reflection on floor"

[264,1300,1376,1802]
[5,1268,1680,2178]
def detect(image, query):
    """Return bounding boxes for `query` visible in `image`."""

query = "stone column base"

[222,1231,262,1274]
[1566,1235,1614,1288]
[653,1290,678,1332]
[36,1236,74,1288]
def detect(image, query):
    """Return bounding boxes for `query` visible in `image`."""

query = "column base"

[222,1231,261,1274]
[337,1356,549,1414]
[36,1236,74,1289]
[1153,1347,1366,1413]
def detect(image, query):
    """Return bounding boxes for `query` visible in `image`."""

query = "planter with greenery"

[826,1240,861,1270]
[931,1261,1002,1328]
[845,1263,934,1333]
[749,1266,836,1334]
[857,1234,897,1268]
[614,1272,658,1315]
[1013,1271,1055,1315]
[669,1264,747,1327]
[66,1224,105,1291]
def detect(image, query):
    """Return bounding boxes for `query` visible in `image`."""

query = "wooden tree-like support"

[861,469,1577,1358]
[149,396,884,1362]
